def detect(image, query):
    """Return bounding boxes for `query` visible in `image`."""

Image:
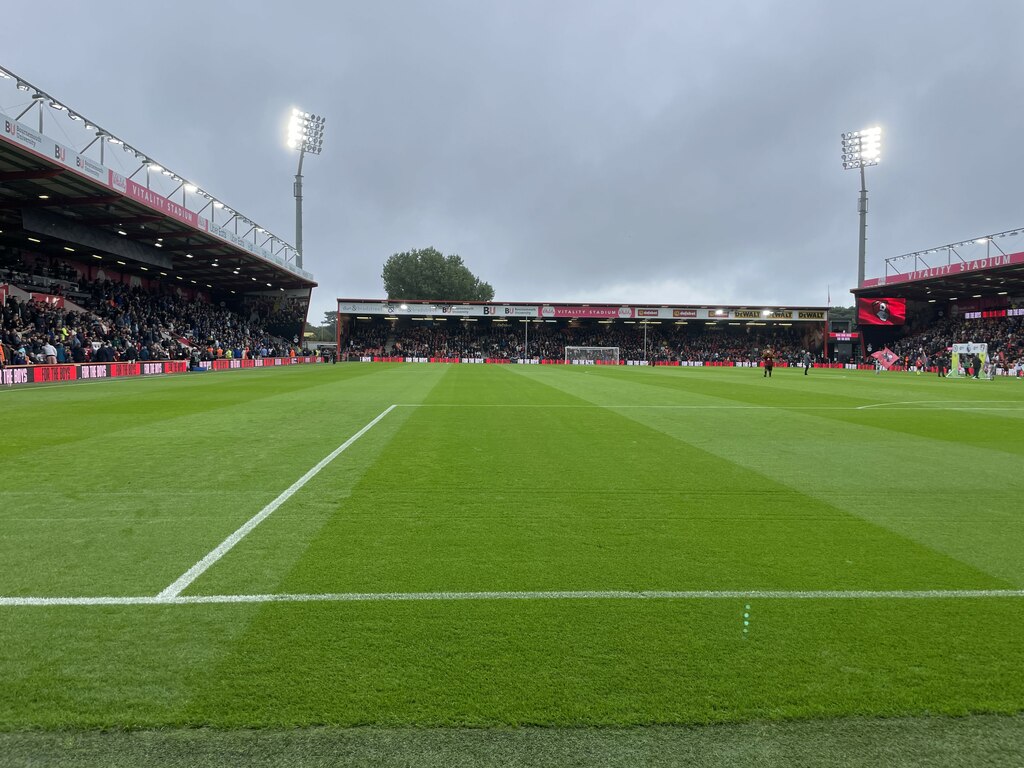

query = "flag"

[870,347,899,370]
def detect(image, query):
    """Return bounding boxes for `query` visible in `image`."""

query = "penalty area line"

[156,404,398,599]
[3,588,1024,607]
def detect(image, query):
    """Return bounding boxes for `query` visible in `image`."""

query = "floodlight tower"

[841,126,881,288]
[287,108,326,270]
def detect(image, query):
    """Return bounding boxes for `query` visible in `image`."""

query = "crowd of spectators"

[346,311,1024,370]
[888,314,1024,370]
[3,260,78,293]
[344,321,811,363]
[1,262,305,367]
[247,296,307,340]
[8,254,1021,372]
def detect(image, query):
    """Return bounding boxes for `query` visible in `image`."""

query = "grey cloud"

[3,0,1022,318]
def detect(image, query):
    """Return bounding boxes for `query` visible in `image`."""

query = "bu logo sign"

[54,145,66,162]
[3,119,15,137]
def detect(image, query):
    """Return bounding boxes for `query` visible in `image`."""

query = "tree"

[382,247,494,301]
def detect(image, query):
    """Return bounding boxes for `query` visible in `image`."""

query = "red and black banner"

[0,360,190,386]
[857,297,906,325]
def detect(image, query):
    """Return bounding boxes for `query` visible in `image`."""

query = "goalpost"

[948,342,992,379]
[565,346,620,365]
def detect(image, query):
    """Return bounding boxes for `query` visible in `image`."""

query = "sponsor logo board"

[734,310,793,320]
[539,306,634,319]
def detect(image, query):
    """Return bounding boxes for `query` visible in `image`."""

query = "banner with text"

[862,251,1024,288]
[0,357,320,387]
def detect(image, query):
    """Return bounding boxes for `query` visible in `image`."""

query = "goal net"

[565,346,620,365]
[948,342,992,379]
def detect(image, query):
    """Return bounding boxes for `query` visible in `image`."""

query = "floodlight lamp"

[68,113,81,121]
[184,184,198,193]
[16,80,30,91]
[975,238,988,244]
[840,126,882,169]
[149,164,163,172]
[49,100,64,110]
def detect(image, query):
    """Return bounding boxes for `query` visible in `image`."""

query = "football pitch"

[1,363,1023,765]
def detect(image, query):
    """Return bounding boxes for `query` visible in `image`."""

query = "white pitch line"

[156,405,398,599]
[857,399,1022,410]
[399,403,1024,411]
[398,404,851,409]
[3,588,1023,607]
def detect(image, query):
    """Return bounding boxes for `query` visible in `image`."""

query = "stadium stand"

[888,314,1024,372]
[1,254,304,367]
[343,319,811,365]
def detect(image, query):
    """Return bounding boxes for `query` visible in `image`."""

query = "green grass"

[1,363,1022,762]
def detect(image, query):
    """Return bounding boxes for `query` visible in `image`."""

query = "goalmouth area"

[1,363,1022,764]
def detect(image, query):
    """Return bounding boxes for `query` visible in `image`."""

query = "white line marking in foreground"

[4,588,1023,607]
[156,405,398,599]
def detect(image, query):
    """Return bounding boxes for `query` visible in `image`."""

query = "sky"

[2,1,1023,321]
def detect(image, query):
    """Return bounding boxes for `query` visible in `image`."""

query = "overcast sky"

[3,1,1022,319]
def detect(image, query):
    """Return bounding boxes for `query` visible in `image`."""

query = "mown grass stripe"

[156,405,397,599]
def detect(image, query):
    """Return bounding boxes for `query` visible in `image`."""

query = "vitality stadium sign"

[862,252,1024,288]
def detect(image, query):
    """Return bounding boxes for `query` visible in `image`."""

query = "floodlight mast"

[841,126,881,288]
[287,108,326,270]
